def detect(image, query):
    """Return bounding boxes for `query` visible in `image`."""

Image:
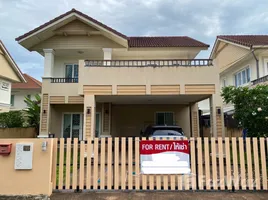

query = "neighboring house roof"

[217,35,268,48]
[0,40,26,83]
[15,8,209,48]
[128,36,209,48]
[12,73,41,89]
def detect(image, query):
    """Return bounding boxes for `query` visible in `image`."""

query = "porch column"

[43,49,54,78]
[83,95,96,140]
[102,48,112,66]
[191,103,200,137]
[209,94,224,137]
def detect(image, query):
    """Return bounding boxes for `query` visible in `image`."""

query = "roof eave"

[16,9,128,49]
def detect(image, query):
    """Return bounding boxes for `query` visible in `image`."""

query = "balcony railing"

[85,59,213,67]
[252,75,268,85]
[51,78,78,83]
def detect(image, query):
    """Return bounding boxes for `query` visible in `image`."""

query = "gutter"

[251,50,260,79]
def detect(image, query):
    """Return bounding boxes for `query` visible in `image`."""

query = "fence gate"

[52,137,268,191]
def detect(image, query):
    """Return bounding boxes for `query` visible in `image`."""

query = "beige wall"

[42,78,79,96]
[79,63,220,95]
[32,35,124,50]
[50,103,102,138]
[0,52,21,82]
[0,138,53,196]
[214,41,250,73]
[111,104,190,137]
[50,104,83,137]
[220,55,256,87]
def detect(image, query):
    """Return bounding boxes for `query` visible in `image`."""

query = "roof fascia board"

[18,12,128,48]
[73,13,128,47]
[252,45,268,48]
[209,39,220,59]
[217,38,251,50]
[17,13,76,43]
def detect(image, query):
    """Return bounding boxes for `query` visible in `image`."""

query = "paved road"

[51,191,268,200]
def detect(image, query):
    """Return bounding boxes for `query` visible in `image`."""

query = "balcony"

[78,59,218,95]
[51,78,78,83]
[84,59,213,67]
[252,75,268,85]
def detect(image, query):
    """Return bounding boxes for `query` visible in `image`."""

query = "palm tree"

[24,94,41,135]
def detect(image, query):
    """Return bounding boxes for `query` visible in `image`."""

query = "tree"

[0,111,24,128]
[221,85,268,137]
[24,94,41,134]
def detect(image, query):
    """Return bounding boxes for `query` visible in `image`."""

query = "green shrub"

[0,110,24,128]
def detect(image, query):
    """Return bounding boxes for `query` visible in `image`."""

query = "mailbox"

[0,143,12,155]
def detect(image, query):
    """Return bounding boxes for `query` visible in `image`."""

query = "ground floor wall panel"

[111,104,190,137]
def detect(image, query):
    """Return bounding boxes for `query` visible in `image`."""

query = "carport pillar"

[191,103,200,137]
[83,95,96,140]
[209,94,224,138]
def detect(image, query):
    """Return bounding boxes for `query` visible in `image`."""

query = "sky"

[1,0,268,80]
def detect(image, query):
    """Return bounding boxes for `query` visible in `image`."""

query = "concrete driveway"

[51,191,268,200]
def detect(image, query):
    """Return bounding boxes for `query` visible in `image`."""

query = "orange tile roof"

[12,73,42,89]
[217,35,268,48]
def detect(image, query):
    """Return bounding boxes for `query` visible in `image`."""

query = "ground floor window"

[155,112,174,125]
[62,113,83,140]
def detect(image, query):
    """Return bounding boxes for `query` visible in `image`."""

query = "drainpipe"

[252,50,260,79]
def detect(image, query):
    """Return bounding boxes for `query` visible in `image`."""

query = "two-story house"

[16,9,224,139]
[0,40,26,112]
[210,35,268,113]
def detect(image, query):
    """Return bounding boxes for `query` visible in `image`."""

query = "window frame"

[263,58,268,76]
[65,63,78,79]
[155,112,175,125]
[10,95,15,106]
[234,66,251,87]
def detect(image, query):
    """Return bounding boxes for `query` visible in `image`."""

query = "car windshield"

[152,130,183,136]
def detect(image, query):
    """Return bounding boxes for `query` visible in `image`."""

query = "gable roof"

[16,9,209,48]
[0,40,26,83]
[12,73,41,89]
[16,9,128,41]
[217,35,268,48]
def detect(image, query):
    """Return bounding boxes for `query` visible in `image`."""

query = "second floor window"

[234,67,250,87]
[65,64,78,79]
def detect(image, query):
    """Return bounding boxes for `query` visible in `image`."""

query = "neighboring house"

[11,73,42,110]
[207,35,268,113]
[16,9,224,139]
[0,40,26,112]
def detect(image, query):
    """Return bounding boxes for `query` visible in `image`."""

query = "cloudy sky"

[1,0,268,80]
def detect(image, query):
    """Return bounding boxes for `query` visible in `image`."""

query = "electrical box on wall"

[14,143,33,170]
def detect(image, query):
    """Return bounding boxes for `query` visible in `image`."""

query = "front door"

[63,113,83,140]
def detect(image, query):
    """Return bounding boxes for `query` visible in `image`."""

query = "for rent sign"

[140,140,190,174]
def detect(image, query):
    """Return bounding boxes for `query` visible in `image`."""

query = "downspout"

[252,50,260,79]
